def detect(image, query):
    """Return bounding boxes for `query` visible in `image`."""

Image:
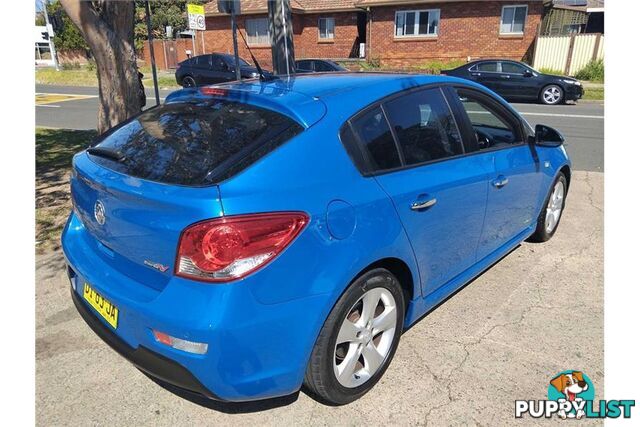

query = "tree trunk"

[59,0,142,133]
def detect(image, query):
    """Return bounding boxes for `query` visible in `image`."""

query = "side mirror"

[523,69,533,77]
[533,124,564,147]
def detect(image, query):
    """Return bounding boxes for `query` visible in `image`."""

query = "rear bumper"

[62,212,333,402]
[70,285,221,400]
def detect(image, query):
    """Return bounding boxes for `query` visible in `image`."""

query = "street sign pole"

[231,7,241,81]
[145,1,160,106]
[41,0,59,71]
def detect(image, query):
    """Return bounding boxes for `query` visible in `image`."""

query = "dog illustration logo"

[548,371,594,419]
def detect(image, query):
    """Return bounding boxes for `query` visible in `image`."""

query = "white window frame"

[394,9,440,38]
[318,17,335,40]
[245,17,270,46]
[500,5,528,35]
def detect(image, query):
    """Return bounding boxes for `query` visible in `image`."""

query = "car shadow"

[144,372,303,413]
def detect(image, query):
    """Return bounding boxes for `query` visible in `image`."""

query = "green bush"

[360,57,381,70]
[416,59,467,74]
[574,59,604,82]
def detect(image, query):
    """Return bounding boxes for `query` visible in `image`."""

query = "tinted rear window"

[89,100,303,186]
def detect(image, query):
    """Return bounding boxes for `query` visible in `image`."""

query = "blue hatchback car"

[62,73,570,405]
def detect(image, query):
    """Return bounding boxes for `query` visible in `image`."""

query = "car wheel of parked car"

[528,173,567,242]
[540,84,564,105]
[304,268,405,405]
[182,76,197,88]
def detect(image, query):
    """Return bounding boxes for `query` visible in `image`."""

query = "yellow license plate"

[83,283,119,328]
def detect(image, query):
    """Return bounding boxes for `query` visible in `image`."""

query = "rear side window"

[89,100,303,186]
[384,88,463,165]
[477,62,498,72]
[350,106,401,171]
[297,60,313,71]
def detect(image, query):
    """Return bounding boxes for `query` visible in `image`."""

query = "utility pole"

[41,0,59,71]
[144,1,160,106]
[230,5,241,81]
[268,0,295,76]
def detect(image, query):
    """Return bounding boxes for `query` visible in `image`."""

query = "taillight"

[176,212,309,282]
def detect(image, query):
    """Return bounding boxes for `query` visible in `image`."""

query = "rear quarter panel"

[216,107,421,310]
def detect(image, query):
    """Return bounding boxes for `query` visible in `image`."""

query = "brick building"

[143,0,543,70]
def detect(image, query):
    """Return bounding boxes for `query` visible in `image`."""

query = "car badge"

[144,260,170,273]
[94,200,106,225]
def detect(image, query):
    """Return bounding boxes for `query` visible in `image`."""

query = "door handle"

[500,75,511,79]
[492,176,509,189]
[411,197,437,211]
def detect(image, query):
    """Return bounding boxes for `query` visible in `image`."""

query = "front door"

[353,87,492,295]
[499,61,537,99]
[450,87,542,260]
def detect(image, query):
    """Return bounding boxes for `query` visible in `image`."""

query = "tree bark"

[60,0,142,133]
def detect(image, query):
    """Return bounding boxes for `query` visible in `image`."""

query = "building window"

[395,9,440,37]
[246,18,270,45]
[500,5,528,35]
[318,17,335,39]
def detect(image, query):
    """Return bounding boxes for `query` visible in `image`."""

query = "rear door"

[470,61,503,93]
[351,87,493,296]
[450,86,542,259]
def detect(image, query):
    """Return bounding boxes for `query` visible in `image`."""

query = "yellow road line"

[35,93,96,105]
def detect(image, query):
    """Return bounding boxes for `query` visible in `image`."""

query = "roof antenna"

[237,28,273,82]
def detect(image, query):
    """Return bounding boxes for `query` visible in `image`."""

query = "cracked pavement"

[36,171,603,426]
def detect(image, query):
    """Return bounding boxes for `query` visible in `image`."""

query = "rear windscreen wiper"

[87,146,126,162]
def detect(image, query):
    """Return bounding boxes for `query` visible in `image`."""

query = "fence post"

[592,33,602,62]
[564,33,576,75]
[531,24,540,67]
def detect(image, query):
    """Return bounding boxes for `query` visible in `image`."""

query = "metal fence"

[532,33,603,75]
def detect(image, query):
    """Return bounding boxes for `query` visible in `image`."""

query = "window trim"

[245,17,270,46]
[394,9,440,38]
[446,85,528,155]
[500,4,528,35]
[318,17,335,40]
[338,83,530,177]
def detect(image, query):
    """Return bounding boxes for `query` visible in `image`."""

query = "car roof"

[165,72,493,127]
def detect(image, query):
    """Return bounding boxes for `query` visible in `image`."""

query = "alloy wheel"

[545,180,565,233]
[182,76,196,88]
[543,86,562,104]
[333,287,398,388]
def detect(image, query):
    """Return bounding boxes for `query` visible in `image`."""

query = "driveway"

[36,171,603,425]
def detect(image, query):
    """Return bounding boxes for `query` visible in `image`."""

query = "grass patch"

[36,67,98,86]
[36,127,97,253]
[538,67,564,76]
[583,87,604,100]
[36,65,179,89]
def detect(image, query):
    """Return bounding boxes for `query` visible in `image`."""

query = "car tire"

[540,84,564,105]
[528,173,568,242]
[304,268,405,405]
[181,76,196,88]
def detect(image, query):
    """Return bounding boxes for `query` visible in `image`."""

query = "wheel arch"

[560,164,571,190]
[349,257,418,316]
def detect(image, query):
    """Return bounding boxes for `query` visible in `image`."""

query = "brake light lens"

[200,87,228,97]
[176,212,309,282]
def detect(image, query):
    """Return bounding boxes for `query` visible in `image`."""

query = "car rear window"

[88,100,303,186]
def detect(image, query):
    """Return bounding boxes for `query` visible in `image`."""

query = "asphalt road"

[36,171,603,425]
[35,84,604,172]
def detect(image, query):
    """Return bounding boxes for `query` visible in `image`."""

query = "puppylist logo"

[515,370,635,419]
